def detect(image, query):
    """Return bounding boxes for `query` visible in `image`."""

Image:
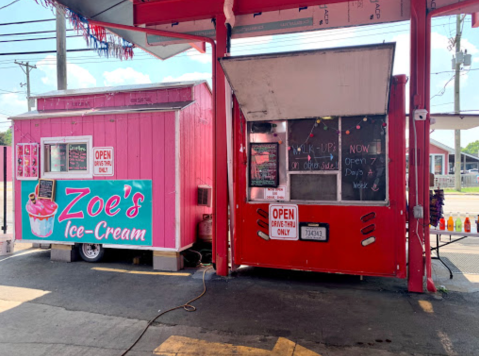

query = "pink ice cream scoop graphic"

[26,193,58,237]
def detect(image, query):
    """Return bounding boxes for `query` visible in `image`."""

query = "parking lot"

[0,240,479,356]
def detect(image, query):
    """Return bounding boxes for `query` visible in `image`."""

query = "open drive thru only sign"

[269,204,298,240]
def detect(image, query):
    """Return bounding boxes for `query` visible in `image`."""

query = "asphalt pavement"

[1,244,479,356]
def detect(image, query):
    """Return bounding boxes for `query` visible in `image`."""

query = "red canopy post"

[408,0,435,293]
[214,13,230,276]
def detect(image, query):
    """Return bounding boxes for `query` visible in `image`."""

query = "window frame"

[246,118,389,206]
[41,135,93,179]
[429,153,445,175]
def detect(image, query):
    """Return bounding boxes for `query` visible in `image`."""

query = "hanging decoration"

[429,189,445,227]
[35,0,135,60]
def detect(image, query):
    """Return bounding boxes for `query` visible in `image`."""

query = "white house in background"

[430,139,479,175]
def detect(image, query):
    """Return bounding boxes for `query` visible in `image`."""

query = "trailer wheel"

[79,244,105,263]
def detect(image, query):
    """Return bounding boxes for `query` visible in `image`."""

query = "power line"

[0,19,55,26]
[0,89,27,94]
[0,0,20,11]
[0,29,74,37]
[0,35,81,43]
[0,48,92,56]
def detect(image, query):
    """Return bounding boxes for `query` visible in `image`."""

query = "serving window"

[41,136,93,179]
[247,116,387,204]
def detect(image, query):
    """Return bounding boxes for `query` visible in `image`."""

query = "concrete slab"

[153,251,183,271]
[50,244,78,263]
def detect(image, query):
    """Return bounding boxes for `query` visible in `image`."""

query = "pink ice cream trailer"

[10,81,213,270]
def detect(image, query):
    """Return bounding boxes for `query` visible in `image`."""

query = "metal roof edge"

[9,101,194,120]
[31,81,208,99]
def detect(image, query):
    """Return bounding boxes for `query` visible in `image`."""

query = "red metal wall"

[232,76,407,278]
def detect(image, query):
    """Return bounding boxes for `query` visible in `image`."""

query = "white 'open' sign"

[93,147,114,176]
[269,204,298,240]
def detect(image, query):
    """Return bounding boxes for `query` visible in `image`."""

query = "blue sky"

[1,1,478,149]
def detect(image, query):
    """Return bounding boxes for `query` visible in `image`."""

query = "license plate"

[300,223,329,242]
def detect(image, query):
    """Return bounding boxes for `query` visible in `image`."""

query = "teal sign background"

[22,180,152,246]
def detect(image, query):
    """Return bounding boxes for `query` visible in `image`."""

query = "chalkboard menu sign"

[69,144,88,171]
[38,179,56,201]
[249,143,279,187]
[288,118,339,171]
[341,116,386,201]
[48,144,67,172]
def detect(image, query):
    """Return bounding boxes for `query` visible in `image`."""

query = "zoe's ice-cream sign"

[22,180,152,246]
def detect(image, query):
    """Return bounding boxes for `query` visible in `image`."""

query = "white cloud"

[37,55,96,89]
[391,33,410,76]
[0,91,28,117]
[187,49,212,64]
[162,72,211,83]
[102,67,151,86]
[430,32,478,54]
[297,28,356,51]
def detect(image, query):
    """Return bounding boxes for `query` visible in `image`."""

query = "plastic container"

[464,213,471,233]
[439,217,446,230]
[447,214,454,232]
[455,212,462,232]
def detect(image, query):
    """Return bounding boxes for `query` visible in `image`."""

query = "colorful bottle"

[455,212,462,232]
[464,213,471,233]
[447,214,454,232]
[439,217,446,230]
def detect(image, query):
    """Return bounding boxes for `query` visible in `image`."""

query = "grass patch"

[443,187,479,193]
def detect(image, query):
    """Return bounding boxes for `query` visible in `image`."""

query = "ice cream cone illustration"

[26,193,58,238]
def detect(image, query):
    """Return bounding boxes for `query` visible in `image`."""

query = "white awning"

[219,43,395,122]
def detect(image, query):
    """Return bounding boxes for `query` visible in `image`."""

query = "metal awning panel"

[219,43,395,122]
[56,0,194,60]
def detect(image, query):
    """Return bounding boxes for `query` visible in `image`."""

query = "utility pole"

[454,14,462,191]
[56,5,67,90]
[15,61,36,112]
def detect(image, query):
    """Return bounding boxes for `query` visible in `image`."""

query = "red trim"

[134,0,349,26]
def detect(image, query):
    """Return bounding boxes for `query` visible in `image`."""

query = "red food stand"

[222,44,407,278]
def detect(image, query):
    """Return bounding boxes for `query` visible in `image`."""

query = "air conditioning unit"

[197,185,212,207]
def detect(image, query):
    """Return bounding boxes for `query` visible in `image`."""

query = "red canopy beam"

[134,0,349,26]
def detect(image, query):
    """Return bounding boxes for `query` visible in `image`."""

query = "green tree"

[0,128,11,146]
[462,140,479,156]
